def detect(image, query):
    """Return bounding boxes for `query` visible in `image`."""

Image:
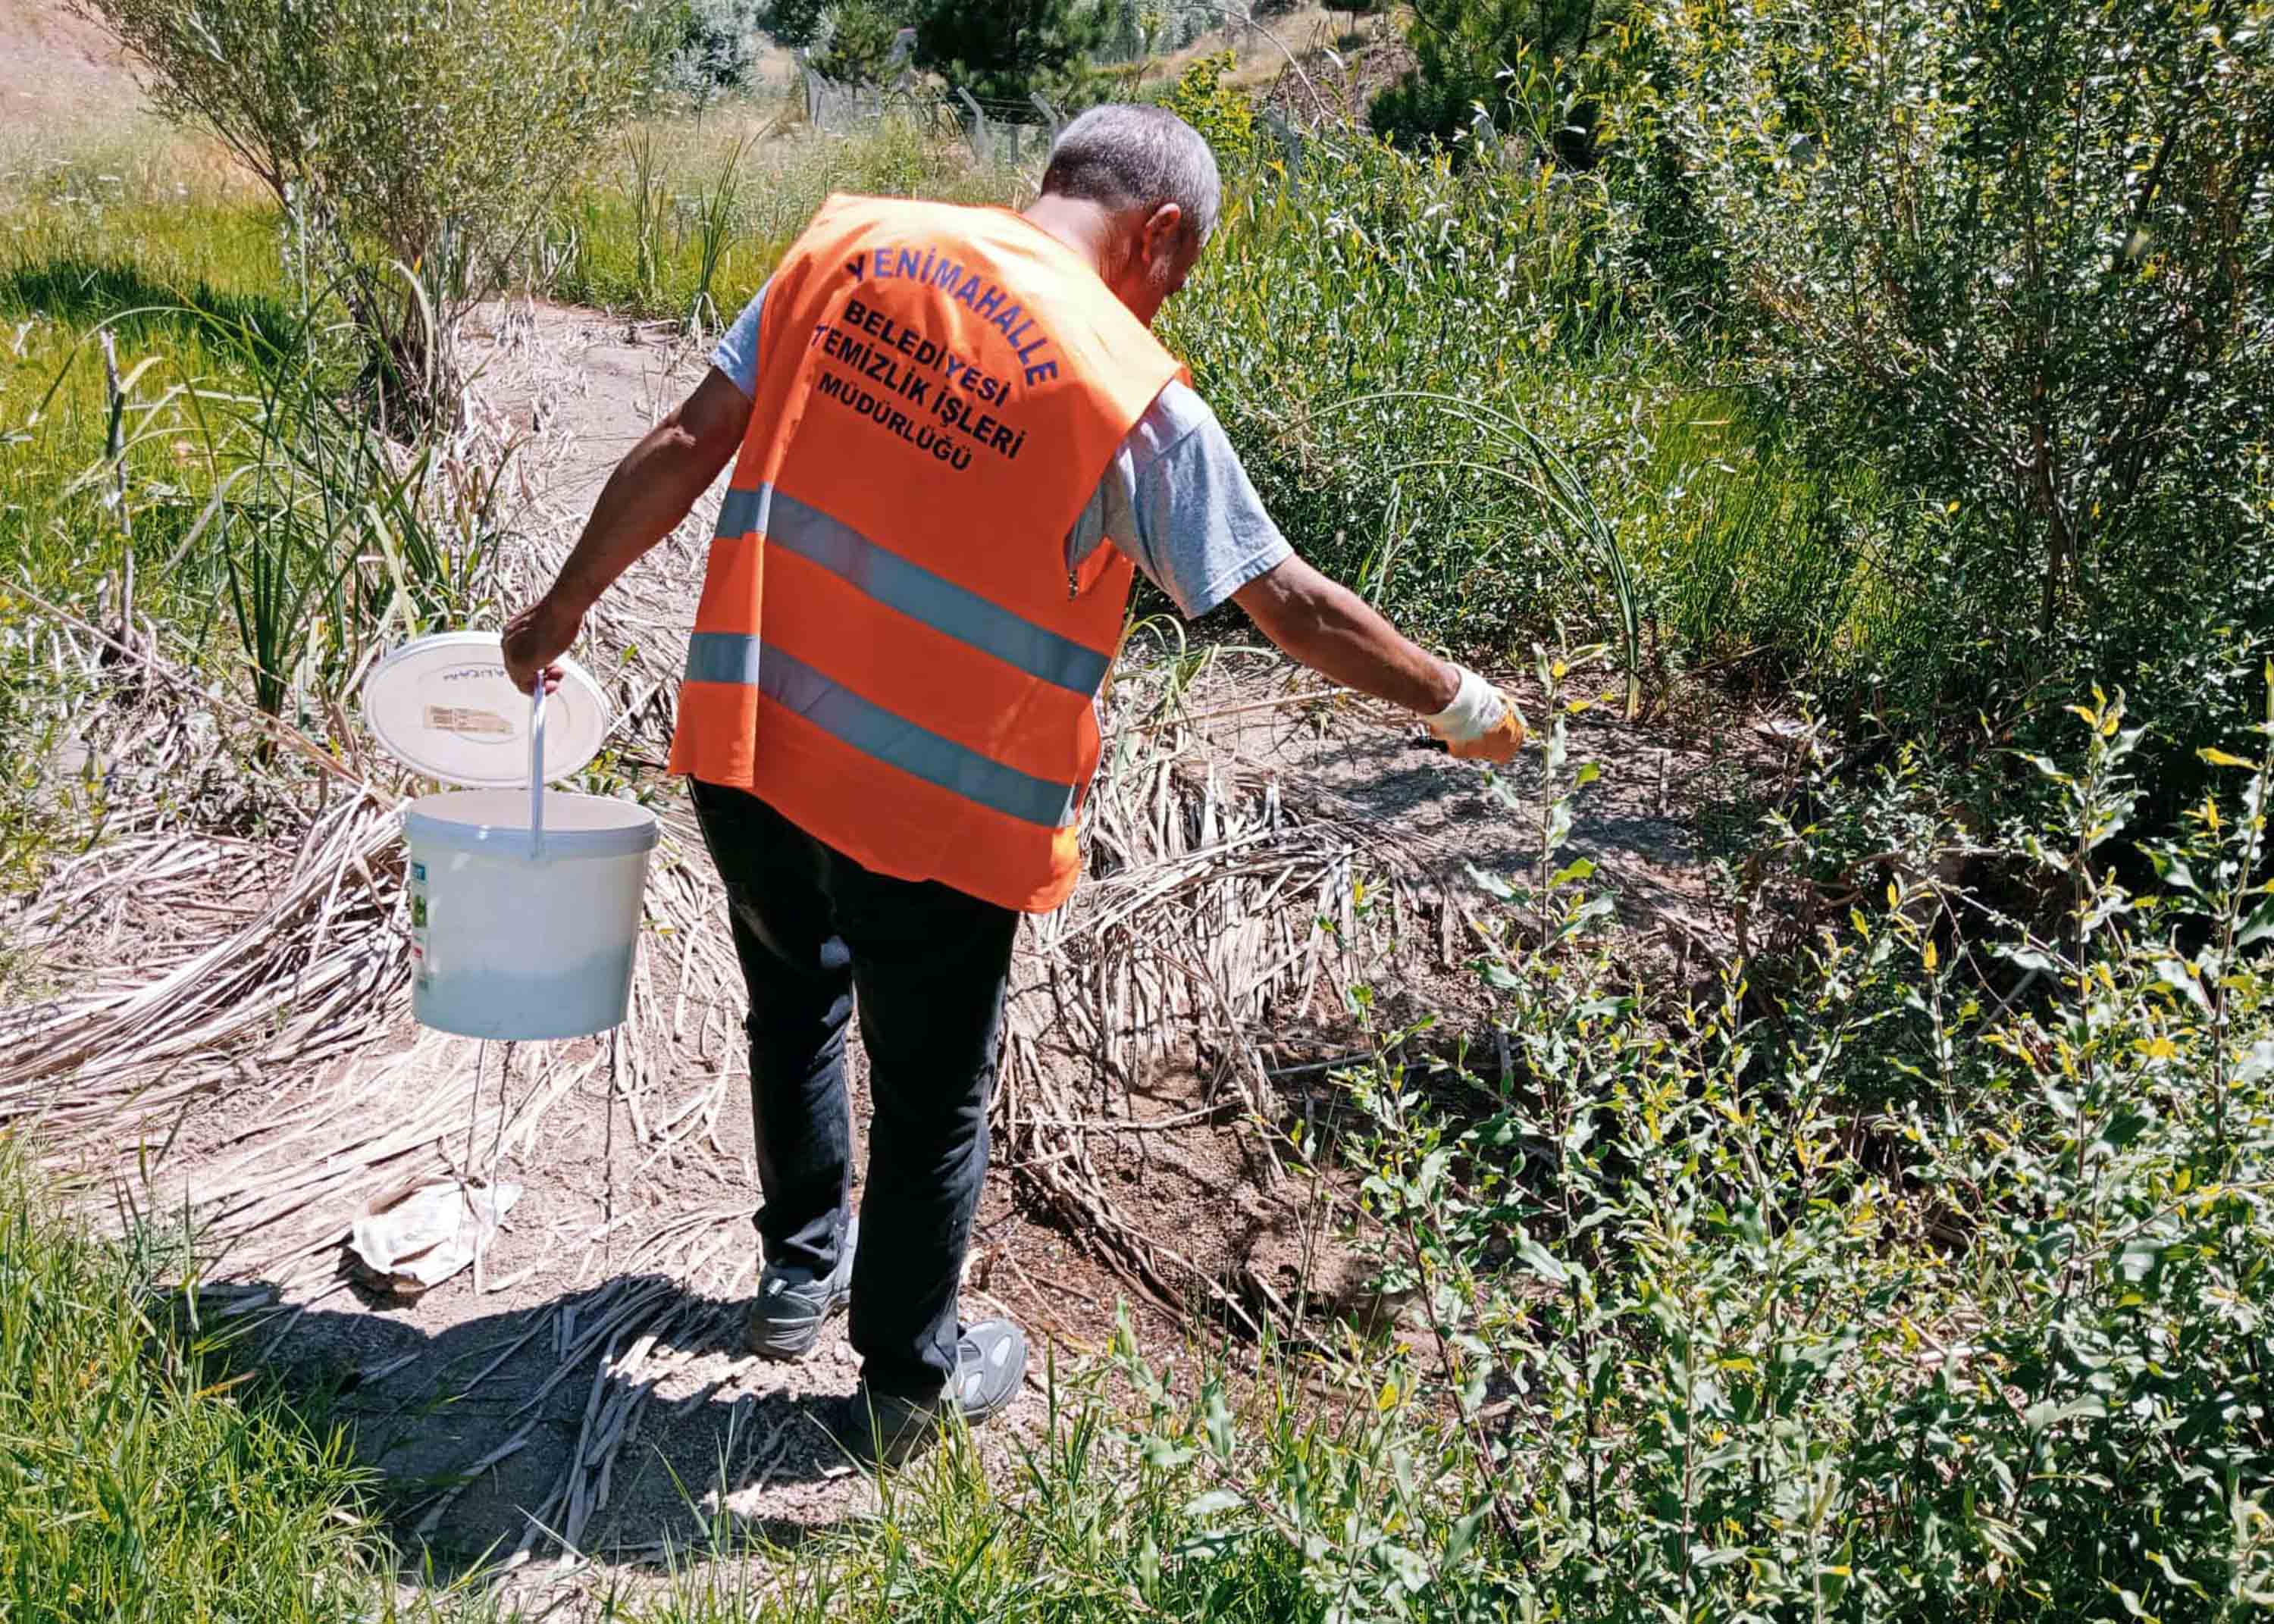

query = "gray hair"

[1040,105,1223,246]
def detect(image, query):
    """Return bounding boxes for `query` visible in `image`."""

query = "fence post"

[1261,107,1305,192]
[799,53,822,127]
[1032,93,1063,139]
[954,86,987,162]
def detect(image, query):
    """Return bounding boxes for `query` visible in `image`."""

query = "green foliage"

[759,0,832,45]
[1159,52,1258,169]
[1161,119,1847,679]
[912,0,1110,105]
[546,118,1018,318]
[1371,0,1624,153]
[810,0,911,85]
[1130,666,2274,1619]
[1624,0,2274,781]
[73,0,664,409]
[663,0,766,97]
[3,259,513,737]
[0,1145,387,1619]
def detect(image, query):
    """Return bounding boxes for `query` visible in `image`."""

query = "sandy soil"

[0,0,142,128]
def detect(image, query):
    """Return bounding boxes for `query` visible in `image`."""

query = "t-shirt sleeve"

[1069,382,1292,619]
[709,280,771,398]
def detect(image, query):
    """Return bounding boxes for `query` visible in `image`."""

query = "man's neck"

[1019,194,1114,277]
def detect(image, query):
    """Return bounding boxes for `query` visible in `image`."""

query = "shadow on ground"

[199,1272,868,1579]
[4,257,297,359]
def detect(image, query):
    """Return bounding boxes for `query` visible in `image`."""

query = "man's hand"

[1427,667,1527,762]
[499,366,754,695]
[502,594,582,696]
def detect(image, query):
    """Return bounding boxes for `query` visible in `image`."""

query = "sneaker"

[747,1216,858,1362]
[832,1317,1028,1467]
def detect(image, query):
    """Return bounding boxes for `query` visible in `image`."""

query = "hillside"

[0,0,142,127]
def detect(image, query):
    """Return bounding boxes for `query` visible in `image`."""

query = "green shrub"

[73,0,665,415]
[1160,52,1258,170]
[1207,662,2274,1619]
[1622,0,2274,794]
[1370,0,1624,157]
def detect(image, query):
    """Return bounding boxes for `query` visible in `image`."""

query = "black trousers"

[688,778,1020,1399]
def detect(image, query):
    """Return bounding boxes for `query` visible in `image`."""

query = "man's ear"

[1143,201,1186,257]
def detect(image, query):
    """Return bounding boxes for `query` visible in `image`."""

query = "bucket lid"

[363,632,609,787]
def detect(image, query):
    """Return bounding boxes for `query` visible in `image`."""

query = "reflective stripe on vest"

[711,484,1110,696]
[685,632,1079,828]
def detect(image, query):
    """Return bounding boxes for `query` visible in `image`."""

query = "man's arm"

[502,366,753,693]
[1235,559,1523,759]
[1102,384,1524,761]
[1233,555,1459,715]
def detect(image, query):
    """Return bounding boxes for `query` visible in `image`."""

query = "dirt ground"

[0,1,136,127]
[11,295,1773,1613]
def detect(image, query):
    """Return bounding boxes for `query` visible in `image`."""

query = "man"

[503,105,1522,1466]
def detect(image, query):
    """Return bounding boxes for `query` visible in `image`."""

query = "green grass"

[542,112,1025,327]
[0,1131,1365,1622]
[1154,124,1886,701]
[647,1383,1328,1623]
[0,1145,392,1621]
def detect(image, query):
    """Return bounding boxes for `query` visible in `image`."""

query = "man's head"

[1037,105,1220,326]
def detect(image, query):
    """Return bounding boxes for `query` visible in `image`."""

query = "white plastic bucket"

[403,788,659,1040]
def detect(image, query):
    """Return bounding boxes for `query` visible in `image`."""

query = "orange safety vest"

[668,194,1185,912]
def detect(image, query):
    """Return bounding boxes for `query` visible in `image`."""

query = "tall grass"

[544,114,1022,324]
[0,1144,390,1619]
[1160,117,1899,702]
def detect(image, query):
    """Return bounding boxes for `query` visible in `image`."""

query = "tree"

[811,0,913,83]
[1370,0,1622,158]
[912,0,1109,106]
[77,0,661,420]
[668,0,765,95]
[759,0,832,45]
[1630,0,2274,762]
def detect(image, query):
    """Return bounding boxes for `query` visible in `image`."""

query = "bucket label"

[424,704,513,739]
[409,877,431,989]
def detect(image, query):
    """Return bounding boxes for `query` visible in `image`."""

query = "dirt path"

[9,299,1765,1610]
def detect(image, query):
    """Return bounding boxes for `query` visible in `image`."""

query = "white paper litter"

[348,1179,521,1297]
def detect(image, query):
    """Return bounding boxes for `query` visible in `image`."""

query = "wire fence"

[799,63,1072,167]
[799,58,1314,177]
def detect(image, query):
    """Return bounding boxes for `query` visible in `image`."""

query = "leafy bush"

[1159,52,1260,170]
[1211,664,2274,1619]
[74,0,664,415]
[1370,0,1623,155]
[809,0,913,84]
[732,668,2274,1623]
[664,0,769,97]
[1623,0,2274,785]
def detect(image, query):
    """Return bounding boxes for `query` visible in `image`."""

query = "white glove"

[1424,666,1527,762]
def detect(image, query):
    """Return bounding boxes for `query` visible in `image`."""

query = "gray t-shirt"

[710,283,1289,618]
